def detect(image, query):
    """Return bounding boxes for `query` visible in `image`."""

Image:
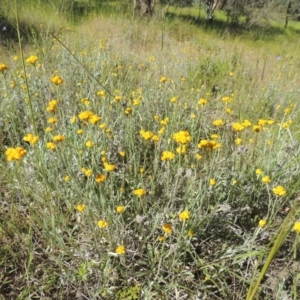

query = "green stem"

[14,0,37,135]
[246,196,300,300]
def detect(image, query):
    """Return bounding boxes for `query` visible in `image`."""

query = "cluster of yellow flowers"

[46,100,58,112]
[161,150,175,161]
[5,147,27,161]
[78,110,101,125]
[173,131,191,144]
[198,139,222,150]
[23,133,39,145]
[140,130,159,142]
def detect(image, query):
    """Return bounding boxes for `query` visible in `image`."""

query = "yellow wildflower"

[212,119,224,127]
[98,220,108,228]
[53,135,65,142]
[48,117,58,124]
[85,140,94,148]
[259,219,267,228]
[222,96,232,103]
[162,223,172,234]
[293,221,300,233]
[46,100,58,112]
[179,210,190,221]
[0,63,8,73]
[76,204,85,213]
[115,245,126,255]
[5,147,27,161]
[23,133,39,145]
[262,176,271,184]
[209,179,216,186]
[26,55,38,65]
[133,189,146,197]
[116,206,125,214]
[104,162,116,172]
[95,174,106,183]
[50,75,63,85]
[46,142,56,150]
[272,185,287,196]
[161,151,175,161]
[173,131,191,144]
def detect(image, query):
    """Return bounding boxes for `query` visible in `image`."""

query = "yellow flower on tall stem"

[179,210,190,221]
[26,55,38,65]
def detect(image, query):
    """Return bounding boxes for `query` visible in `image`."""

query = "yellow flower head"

[259,219,267,228]
[26,55,38,65]
[262,176,271,184]
[158,235,165,242]
[89,114,101,124]
[48,117,58,124]
[46,142,56,150]
[272,185,287,196]
[161,151,175,161]
[293,221,300,233]
[97,90,106,97]
[160,76,167,83]
[5,147,27,161]
[23,133,39,145]
[0,63,8,73]
[212,119,224,127]
[115,245,126,255]
[64,175,70,182]
[179,210,190,221]
[45,127,52,133]
[46,100,58,112]
[78,111,94,121]
[133,188,146,197]
[162,223,172,234]
[98,220,108,228]
[125,107,132,115]
[198,98,208,106]
[232,122,245,132]
[173,131,191,144]
[76,204,85,213]
[195,153,202,160]
[140,130,154,141]
[252,125,261,132]
[222,96,232,103]
[104,162,116,172]
[85,140,94,148]
[53,135,65,142]
[209,179,216,186]
[235,138,242,145]
[255,168,263,175]
[95,174,106,183]
[50,75,63,85]
[116,206,125,214]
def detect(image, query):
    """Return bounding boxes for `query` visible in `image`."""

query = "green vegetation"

[1,1,300,299]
